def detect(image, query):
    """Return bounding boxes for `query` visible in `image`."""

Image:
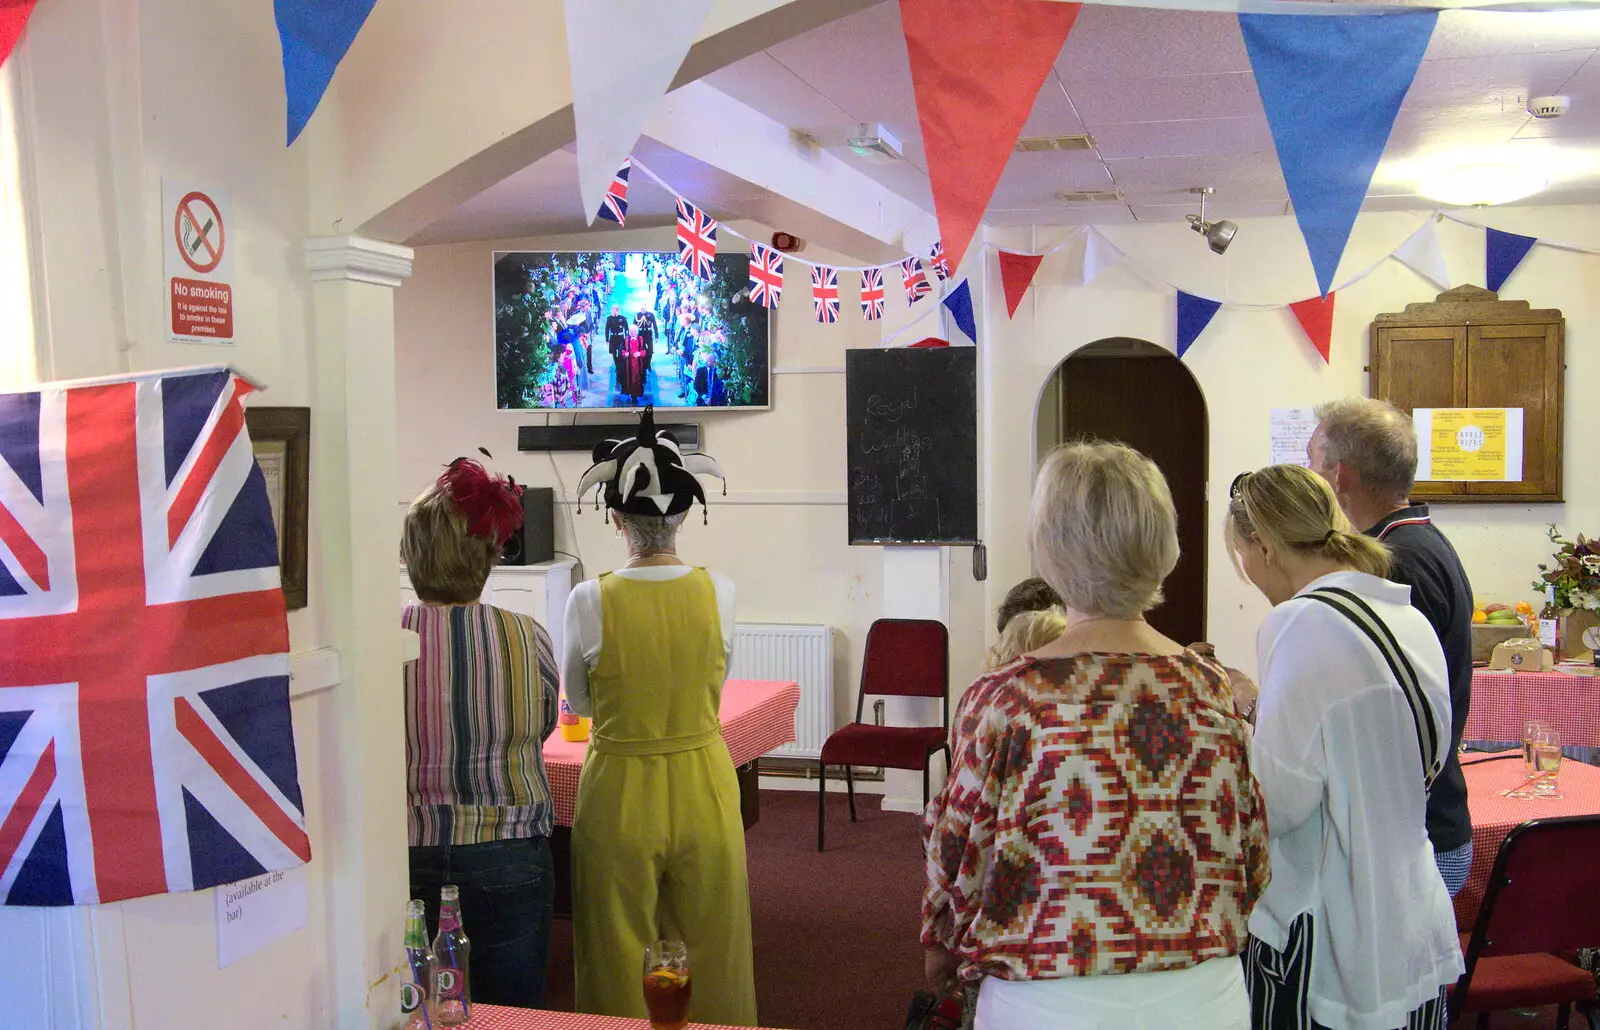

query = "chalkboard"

[846,347,977,545]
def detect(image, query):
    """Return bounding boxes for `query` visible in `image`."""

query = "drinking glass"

[1522,720,1549,779]
[1531,725,1562,795]
[642,940,691,1030]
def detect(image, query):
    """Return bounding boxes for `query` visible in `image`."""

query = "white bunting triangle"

[1391,218,1452,290]
[1060,228,1119,287]
[565,0,715,225]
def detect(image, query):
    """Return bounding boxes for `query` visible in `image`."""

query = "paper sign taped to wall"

[1270,407,1318,467]
[1414,408,1523,481]
[216,865,308,968]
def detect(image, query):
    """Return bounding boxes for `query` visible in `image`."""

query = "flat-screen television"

[494,251,771,411]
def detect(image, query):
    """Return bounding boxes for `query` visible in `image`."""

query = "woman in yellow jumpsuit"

[564,410,757,1026]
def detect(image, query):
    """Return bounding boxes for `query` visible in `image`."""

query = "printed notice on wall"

[1414,408,1524,481]
[216,865,307,968]
[164,181,235,345]
[1270,407,1318,467]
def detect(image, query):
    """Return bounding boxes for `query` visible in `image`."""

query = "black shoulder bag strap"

[1302,586,1444,792]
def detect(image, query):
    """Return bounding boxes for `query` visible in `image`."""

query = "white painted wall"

[982,207,1599,677]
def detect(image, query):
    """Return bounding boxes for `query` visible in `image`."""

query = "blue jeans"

[409,835,555,1009]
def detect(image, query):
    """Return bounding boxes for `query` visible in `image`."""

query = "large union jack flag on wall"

[676,198,718,281]
[0,366,307,906]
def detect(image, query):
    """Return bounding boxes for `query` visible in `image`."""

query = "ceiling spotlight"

[1186,187,1237,255]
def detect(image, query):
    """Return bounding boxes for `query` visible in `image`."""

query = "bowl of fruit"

[1472,601,1535,663]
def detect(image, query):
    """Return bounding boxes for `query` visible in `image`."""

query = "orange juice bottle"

[558,694,590,742]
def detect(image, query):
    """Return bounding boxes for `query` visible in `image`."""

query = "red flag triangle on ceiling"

[900,0,1081,275]
[0,0,38,68]
[1289,292,1336,363]
[998,251,1045,318]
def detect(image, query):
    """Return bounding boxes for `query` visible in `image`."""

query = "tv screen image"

[494,251,772,411]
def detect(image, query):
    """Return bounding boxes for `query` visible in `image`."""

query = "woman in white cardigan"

[1226,465,1463,1030]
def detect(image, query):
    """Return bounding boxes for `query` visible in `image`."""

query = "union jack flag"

[676,198,718,281]
[0,367,307,906]
[595,159,630,226]
[748,243,783,309]
[901,256,932,304]
[860,268,885,321]
[811,266,840,324]
[929,241,952,280]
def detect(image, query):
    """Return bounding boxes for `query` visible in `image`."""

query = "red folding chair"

[1450,815,1600,1029]
[816,619,950,852]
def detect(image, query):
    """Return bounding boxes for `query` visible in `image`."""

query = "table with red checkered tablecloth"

[543,679,801,827]
[1465,668,1600,749]
[460,1003,792,1029]
[1456,752,1600,929]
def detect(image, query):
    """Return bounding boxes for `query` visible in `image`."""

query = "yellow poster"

[1413,408,1524,482]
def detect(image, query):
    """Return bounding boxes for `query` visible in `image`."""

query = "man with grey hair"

[1309,397,1476,896]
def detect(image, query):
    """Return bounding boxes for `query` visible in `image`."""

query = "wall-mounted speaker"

[500,487,555,566]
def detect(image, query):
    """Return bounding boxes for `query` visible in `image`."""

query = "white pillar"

[305,235,414,1029]
[879,546,950,812]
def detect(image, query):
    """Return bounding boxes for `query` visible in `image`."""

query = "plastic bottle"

[432,886,472,1025]
[402,899,435,1030]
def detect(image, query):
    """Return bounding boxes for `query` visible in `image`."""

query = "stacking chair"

[816,618,950,852]
[1450,815,1600,1029]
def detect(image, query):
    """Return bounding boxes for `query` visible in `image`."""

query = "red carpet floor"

[543,790,1588,1029]
[543,788,926,1028]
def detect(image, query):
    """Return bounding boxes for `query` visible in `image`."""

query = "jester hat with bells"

[577,408,725,523]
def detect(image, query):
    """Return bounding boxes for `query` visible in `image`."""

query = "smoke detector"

[1528,95,1571,119]
[844,123,904,164]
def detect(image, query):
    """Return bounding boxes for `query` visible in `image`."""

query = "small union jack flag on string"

[860,268,885,321]
[811,265,840,324]
[0,366,307,906]
[748,243,783,309]
[595,159,630,226]
[676,198,718,281]
[929,241,952,280]
[901,256,932,304]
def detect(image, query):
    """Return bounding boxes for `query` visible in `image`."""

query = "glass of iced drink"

[642,939,692,1030]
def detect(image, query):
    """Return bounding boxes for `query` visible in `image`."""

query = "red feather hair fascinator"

[437,451,524,547]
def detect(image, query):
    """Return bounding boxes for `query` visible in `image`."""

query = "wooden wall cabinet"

[1370,285,1564,502]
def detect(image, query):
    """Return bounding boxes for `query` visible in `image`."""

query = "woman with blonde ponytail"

[1227,465,1462,1030]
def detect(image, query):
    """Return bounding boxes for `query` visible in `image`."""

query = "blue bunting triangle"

[276,0,379,145]
[1486,228,1538,293]
[1240,11,1436,297]
[942,280,976,343]
[1177,292,1222,359]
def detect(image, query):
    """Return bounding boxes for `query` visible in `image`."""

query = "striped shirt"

[403,602,560,846]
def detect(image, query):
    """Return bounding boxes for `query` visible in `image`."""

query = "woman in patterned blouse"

[402,460,561,1008]
[922,441,1269,1030]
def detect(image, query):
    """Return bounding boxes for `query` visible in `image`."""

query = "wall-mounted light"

[1186,187,1237,255]
[1416,163,1548,207]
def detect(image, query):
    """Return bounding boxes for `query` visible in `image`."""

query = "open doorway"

[1036,338,1209,644]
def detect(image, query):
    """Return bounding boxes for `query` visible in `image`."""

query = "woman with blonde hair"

[923,441,1267,1030]
[402,457,560,1007]
[1227,464,1461,1030]
[984,607,1068,670]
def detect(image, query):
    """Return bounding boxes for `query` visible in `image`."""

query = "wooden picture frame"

[244,407,310,610]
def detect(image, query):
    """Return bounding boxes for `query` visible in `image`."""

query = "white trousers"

[976,955,1249,1030]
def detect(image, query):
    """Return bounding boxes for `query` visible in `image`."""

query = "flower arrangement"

[1532,524,1600,612]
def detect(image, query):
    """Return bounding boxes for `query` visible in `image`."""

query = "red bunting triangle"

[900,0,1081,274]
[998,251,1045,318]
[1289,292,1336,363]
[0,0,38,67]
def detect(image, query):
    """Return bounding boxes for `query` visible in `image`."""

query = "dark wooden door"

[1056,353,1208,645]
[1465,322,1563,498]
[1370,325,1467,501]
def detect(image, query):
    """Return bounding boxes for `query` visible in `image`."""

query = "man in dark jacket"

[604,305,629,368]
[1310,397,1476,895]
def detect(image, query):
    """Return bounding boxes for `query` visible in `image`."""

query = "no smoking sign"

[164,182,234,345]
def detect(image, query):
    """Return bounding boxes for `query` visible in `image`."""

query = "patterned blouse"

[922,651,1269,981]
[403,602,560,846]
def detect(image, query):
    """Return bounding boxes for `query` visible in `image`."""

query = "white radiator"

[729,622,834,760]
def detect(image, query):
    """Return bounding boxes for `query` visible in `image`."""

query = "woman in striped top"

[402,459,560,1008]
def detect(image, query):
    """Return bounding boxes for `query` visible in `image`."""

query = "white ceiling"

[703,1,1600,225]
[414,1,1600,244]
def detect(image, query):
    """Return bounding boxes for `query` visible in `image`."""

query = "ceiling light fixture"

[1186,187,1237,255]
[843,123,903,164]
[1416,163,1549,207]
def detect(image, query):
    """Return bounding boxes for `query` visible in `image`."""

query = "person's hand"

[924,945,961,995]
